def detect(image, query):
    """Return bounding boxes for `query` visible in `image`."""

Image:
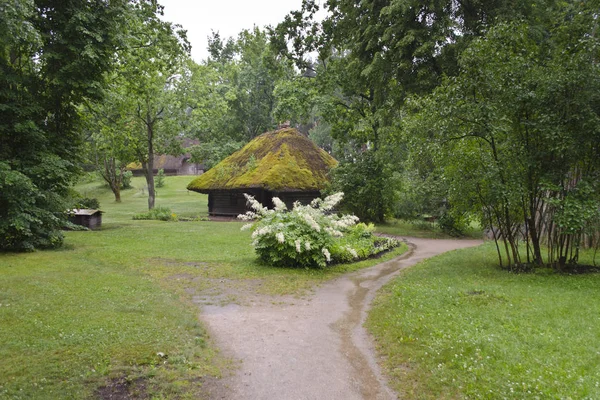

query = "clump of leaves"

[76,197,100,210]
[133,206,177,221]
[239,193,399,268]
[121,171,133,189]
[156,169,166,188]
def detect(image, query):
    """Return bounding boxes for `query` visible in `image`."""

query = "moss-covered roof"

[187,128,337,193]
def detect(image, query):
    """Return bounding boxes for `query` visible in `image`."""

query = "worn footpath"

[199,237,482,400]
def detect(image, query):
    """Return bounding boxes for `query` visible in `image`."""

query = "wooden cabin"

[68,209,103,230]
[127,138,204,176]
[187,128,337,216]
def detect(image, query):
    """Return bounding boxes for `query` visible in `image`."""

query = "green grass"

[76,175,209,223]
[367,242,600,399]
[0,175,407,398]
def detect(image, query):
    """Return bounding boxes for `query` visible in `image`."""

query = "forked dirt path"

[199,237,482,399]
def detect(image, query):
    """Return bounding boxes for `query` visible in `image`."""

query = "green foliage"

[407,8,600,269]
[133,206,177,222]
[121,170,133,189]
[240,193,399,268]
[76,197,100,210]
[273,77,319,125]
[271,0,569,232]
[185,27,295,145]
[189,141,243,170]
[308,122,335,154]
[0,162,64,251]
[436,211,469,238]
[83,0,190,210]
[0,0,128,250]
[155,169,166,188]
[329,150,398,222]
[330,223,399,263]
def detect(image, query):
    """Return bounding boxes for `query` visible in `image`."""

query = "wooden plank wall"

[208,190,322,216]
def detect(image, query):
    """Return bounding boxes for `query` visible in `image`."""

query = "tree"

[271,0,560,222]
[0,0,127,250]
[80,81,137,202]
[109,1,189,210]
[181,28,295,170]
[196,28,294,138]
[407,5,600,269]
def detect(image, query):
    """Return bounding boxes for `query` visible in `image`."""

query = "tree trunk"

[146,121,155,210]
[102,157,122,203]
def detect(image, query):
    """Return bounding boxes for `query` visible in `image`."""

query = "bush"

[437,211,468,237]
[121,170,133,189]
[239,193,400,268]
[156,169,165,188]
[329,150,399,222]
[76,197,100,209]
[330,223,399,263]
[0,162,65,251]
[133,206,177,221]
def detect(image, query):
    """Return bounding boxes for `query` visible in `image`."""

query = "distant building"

[127,138,204,176]
[187,128,337,216]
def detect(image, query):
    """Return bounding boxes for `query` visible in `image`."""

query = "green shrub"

[156,169,165,188]
[0,162,65,251]
[330,223,399,263]
[437,211,468,237]
[76,197,100,209]
[239,193,399,268]
[133,206,177,221]
[121,170,133,189]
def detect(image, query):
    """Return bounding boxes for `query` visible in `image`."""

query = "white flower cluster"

[237,192,364,267]
[321,192,344,211]
[291,239,312,254]
[276,232,285,243]
[333,214,359,230]
[252,226,272,238]
[345,246,358,259]
[238,211,257,221]
[244,194,270,216]
[272,197,287,212]
[301,212,321,232]
[324,227,343,237]
[322,248,331,262]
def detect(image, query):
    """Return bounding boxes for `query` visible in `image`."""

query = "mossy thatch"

[187,128,337,193]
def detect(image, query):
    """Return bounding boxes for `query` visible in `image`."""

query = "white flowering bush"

[239,192,399,268]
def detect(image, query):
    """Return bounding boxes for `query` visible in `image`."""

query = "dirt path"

[199,237,482,399]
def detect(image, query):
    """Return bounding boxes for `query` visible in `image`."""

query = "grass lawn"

[0,175,407,399]
[367,242,600,399]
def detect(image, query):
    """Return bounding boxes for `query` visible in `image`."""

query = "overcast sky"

[159,0,306,62]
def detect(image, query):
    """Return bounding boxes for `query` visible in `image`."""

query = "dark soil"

[95,377,148,400]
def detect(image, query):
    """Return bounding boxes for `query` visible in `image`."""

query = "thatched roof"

[187,128,337,193]
[127,138,201,171]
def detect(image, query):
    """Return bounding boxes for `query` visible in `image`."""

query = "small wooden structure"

[69,209,103,230]
[187,128,338,216]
